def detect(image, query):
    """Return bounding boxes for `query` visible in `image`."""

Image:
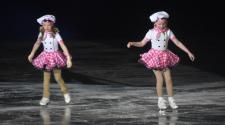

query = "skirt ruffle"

[138,49,179,70]
[32,51,67,71]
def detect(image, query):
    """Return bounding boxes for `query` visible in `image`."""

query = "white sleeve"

[168,29,176,40]
[55,33,63,43]
[145,29,153,40]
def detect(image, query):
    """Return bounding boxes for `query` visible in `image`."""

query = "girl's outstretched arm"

[28,40,41,62]
[127,37,149,48]
[171,38,195,61]
[59,41,72,68]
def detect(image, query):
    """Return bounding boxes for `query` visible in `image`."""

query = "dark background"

[1,0,225,78]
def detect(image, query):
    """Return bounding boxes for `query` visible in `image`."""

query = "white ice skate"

[39,97,49,106]
[168,97,178,109]
[158,97,167,110]
[64,93,71,104]
[159,110,166,116]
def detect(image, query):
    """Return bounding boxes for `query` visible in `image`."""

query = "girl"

[127,11,195,110]
[28,14,72,105]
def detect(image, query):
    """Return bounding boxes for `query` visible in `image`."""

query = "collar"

[154,27,168,33]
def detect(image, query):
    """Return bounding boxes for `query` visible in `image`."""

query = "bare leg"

[153,70,167,110]
[153,70,164,97]
[163,68,178,109]
[163,69,174,97]
[53,69,68,94]
[43,71,51,98]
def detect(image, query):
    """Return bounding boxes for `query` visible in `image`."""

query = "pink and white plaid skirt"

[139,49,179,70]
[32,51,67,71]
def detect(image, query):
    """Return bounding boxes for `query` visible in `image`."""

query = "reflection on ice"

[158,110,178,125]
[40,106,71,125]
[0,82,225,124]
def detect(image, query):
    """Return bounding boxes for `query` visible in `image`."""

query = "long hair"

[39,26,59,40]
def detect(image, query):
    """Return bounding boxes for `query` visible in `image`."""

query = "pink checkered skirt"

[139,49,180,70]
[32,51,67,71]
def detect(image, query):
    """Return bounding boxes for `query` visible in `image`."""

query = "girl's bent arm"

[127,37,149,48]
[59,41,71,59]
[28,40,41,62]
[29,40,41,56]
[171,38,195,61]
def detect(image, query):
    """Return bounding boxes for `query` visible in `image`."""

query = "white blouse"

[145,29,175,50]
[38,32,63,52]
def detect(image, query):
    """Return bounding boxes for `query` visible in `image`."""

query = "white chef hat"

[37,14,56,25]
[149,11,169,22]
